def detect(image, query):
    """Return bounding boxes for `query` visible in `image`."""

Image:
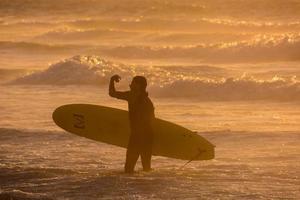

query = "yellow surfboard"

[52,104,215,161]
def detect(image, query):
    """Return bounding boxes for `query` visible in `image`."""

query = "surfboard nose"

[52,107,61,125]
[52,105,68,128]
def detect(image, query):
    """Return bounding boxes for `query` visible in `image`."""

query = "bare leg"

[141,145,152,171]
[124,147,139,173]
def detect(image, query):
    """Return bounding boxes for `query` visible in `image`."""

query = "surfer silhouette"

[109,74,155,173]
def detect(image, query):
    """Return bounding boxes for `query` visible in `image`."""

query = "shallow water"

[1,86,300,199]
[1,0,300,199]
[1,128,299,200]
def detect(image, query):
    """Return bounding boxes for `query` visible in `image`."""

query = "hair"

[132,76,147,91]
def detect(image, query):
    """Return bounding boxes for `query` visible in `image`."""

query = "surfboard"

[52,104,215,161]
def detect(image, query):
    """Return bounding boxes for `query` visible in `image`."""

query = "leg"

[141,152,151,171]
[124,146,139,173]
[141,143,152,171]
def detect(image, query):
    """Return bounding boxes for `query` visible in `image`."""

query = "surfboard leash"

[179,148,206,169]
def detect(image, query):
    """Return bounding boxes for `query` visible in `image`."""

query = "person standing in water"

[109,74,155,173]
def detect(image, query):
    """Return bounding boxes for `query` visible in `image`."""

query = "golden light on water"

[0,0,300,199]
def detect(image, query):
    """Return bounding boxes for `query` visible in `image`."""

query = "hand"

[111,74,121,83]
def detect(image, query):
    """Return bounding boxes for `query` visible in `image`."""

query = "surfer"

[109,74,155,173]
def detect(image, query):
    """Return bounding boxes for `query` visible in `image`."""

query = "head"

[130,76,147,94]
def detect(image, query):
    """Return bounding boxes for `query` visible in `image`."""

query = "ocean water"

[0,0,300,199]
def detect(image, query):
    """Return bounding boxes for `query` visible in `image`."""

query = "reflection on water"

[1,0,300,199]
[0,128,299,199]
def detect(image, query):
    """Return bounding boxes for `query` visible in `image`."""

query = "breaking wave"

[152,76,300,101]
[2,34,300,63]
[9,55,230,85]
[32,28,251,46]
[33,28,138,44]
[102,34,300,63]
[9,55,300,101]
[0,68,29,83]
[40,18,300,34]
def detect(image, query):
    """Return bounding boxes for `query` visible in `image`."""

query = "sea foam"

[9,55,300,101]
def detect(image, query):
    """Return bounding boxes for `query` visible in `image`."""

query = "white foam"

[0,189,52,200]
[9,55,300,101]
[152,76,300,101]
[102,34,300,63]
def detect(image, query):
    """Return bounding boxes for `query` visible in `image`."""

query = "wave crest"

[2,34,300,63]
[152,76,300,101]
[10,55,116,85]
[103,34,300,62]
[9,55,300,101]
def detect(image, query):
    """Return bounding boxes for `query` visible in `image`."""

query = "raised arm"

[109,74,129,100]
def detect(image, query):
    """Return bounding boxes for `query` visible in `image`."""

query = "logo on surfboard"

[73,113,85,129]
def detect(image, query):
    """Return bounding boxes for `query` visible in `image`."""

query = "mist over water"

[0,0,300,199]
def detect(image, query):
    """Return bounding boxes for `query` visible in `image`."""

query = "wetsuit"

[109,81,155,173]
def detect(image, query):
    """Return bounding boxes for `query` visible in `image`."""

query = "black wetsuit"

[109,81,155,172]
